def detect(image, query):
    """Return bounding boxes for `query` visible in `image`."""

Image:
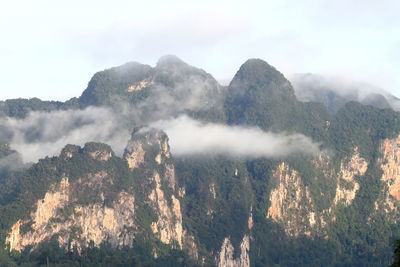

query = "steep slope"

[224,59,330,143]
[79,55,226,123]
[1,128,204,265]
[79,62,154,107]
[4,143,138,252]
[123,128,184,248]
[0,143,24,205]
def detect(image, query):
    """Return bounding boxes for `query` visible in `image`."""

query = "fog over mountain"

[290,73,400,114]
[0,107,130,163]
[2,58,399,164]
[1,56,400,266]
[150,115,320,158]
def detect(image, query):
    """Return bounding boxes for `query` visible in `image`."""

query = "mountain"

[79,55,226,123]
[225,59,330,143]
[1,56,400,266]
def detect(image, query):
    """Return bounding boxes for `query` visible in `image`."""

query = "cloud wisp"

[151,115,320,158]
[289,73,400,112]
[0,107,131,163]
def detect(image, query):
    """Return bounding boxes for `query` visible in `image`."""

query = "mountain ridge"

[1,56,400,266]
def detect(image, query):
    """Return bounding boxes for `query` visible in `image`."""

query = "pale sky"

[0,0,399,101]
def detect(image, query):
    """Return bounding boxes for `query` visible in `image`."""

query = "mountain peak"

[156,55,187,68]
[233,58,289,87]
[228,58,295,100]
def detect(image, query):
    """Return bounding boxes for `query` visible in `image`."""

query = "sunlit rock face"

[333,147,368,206]
[267,148,369,238]
[6,128,187,255]
[217,235,250,267]
[267,162,317,237]
[124,128,183,248]
[375,135,400,217]
[6,176,136,252]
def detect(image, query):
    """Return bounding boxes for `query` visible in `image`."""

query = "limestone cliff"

[124,128,183,248]
[267,162,318,237]
[148,171,183,248]
[6,175,135,252]
[6,129,189,257]
[376,134,400,216]
[217,235,250,267]
[333,147,368,206]
[267,148,368,237]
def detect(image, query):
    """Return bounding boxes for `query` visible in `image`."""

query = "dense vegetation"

[0,239,200,266]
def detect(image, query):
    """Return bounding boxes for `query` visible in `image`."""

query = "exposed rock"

[125,128,183,247]
[178,187,186,197]
[60,145,80,160]
[124,128,175,189]
[267,162,317,237]
[375,135,400,215]
[267,150,369,238]
[312,151,335,178]
[164,163,176,190]
[217,235,250,267]
[209,183,217,199]
[124,141,145,169]
[333,147,368,206]
[380,135,400,201]
[333,183,360,206]
[340,148,368,182]
[83,143,114,162]
[6,177,135,252]
[128,78,153,92]
[248,210,254,230]
[148,171,183,248]
[89,150,112,161]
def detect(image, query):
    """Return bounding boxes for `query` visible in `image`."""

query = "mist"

[0,107,131,163]
[290,73,400,113]
[0,152,24,172]
[151,115,320,158]
[0,64,228,164]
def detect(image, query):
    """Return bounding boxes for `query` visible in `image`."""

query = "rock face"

[376,135,400,215]
[124,138,146,169]
[149,171,183,248]
[128,78,153,92]
[6,128,189,256]
[217,235,250,267]
[124,128,183,248]
[380,135,400,200]
[333,147,368,206]
[124,128,175,188]
[267,148,368,237]
[6,176,136,252]
[267,162,317,237]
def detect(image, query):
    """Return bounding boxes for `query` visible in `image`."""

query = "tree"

[392,239,400,267]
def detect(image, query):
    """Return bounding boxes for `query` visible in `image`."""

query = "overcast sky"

[0,0,399,101]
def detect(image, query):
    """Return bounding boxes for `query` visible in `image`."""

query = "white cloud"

[0,107,131,163]
[151,115,320,158]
